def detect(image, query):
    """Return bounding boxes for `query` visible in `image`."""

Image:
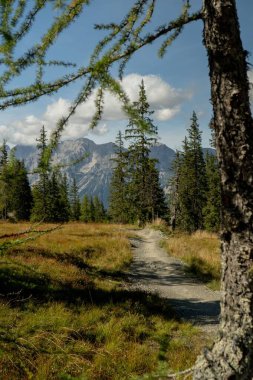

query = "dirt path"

[127,228,220,331]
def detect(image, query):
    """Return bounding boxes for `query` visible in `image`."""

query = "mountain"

[14,138,176,207]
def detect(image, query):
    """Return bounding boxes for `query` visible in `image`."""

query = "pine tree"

[203,152,221,232]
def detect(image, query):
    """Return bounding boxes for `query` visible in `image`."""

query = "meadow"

[0,222,209,380]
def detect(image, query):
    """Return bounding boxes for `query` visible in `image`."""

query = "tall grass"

[0,222,209,379]
[162,230,221,290]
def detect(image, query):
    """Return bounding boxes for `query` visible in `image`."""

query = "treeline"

[0,128,107,223]
[109,80,167,225]
[168,112,221,233]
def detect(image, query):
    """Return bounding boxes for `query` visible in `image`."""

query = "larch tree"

[0,1,252,378]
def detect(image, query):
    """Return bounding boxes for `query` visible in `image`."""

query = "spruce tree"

[8,155,32,221]
[109,131,129,223]
[69,178,81,221]
[80,195,92,222]
[203,152,221,232]
[93,195,106,222]
[168,150,183,230]
[176,113,207,232]
[125,80,159,225]
[58,173,70,222]
[31,126,51,222]
[0,140,9,219]
[145,158,168,222]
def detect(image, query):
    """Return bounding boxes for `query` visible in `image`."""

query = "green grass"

[0,222,210,379]
[161,230,221,290]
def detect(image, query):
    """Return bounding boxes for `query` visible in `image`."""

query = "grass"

[0,222,210,379]
[161,230,221,290]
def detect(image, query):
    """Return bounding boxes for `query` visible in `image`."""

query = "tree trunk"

[194,1,253,379]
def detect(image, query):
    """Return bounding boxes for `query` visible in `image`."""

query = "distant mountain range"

[14,138,214,207]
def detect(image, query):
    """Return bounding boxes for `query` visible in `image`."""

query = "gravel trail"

[127,228,220,331]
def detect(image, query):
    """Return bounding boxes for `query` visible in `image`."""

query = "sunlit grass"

[0,222,210,379]
[162,230,221,290]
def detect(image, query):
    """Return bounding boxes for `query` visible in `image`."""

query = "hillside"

[14,138,176,207]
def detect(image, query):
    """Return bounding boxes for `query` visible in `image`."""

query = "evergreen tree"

[177,113,207,232]
[145,159,168,222]
[168,150,183,230]
[125,80,159,225]
[0,140,8,167]
[58,173,70,221]
[203,152,221,232]
[80,194,92,222]
[31,126,51,222]
[109,131,129,223]
[69,178,81,221]
[8,155,32,221]
[0,140,9,219]
[93,195,106,222]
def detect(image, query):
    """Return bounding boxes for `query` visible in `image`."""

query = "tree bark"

[194,1,253,379]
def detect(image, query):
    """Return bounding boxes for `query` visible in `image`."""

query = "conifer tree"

[0,140,9,219]
[109,131,129,223]
[58,173,70,221]
[168,150,183,230]
[203,152,221,232]
[145,159,168,222]
[69,178,81,221]
[31,126,51,222]
[8,155,32,221]
[125,80,159,225]
[93,195,106,222]
[80,194,92,222]
[176,113,207,232]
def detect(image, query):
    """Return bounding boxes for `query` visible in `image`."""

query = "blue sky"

[1,0,253,150]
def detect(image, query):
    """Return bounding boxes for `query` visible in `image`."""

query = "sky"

[0,0,253,150]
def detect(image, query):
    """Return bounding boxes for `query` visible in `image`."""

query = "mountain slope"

[15,138,176,207]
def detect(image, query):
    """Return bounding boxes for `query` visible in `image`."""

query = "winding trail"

[127,228,220,331]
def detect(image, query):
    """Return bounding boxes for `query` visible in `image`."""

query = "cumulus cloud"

[2,73,192,145]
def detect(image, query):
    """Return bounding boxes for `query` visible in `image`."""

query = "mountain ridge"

[13,138,188,207]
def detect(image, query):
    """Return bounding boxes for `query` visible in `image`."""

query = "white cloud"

[155,107,180,121]
[2,73,193,145]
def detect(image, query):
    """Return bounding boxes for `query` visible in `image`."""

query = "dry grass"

[0,222,209,379]
[162,230,221,290]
